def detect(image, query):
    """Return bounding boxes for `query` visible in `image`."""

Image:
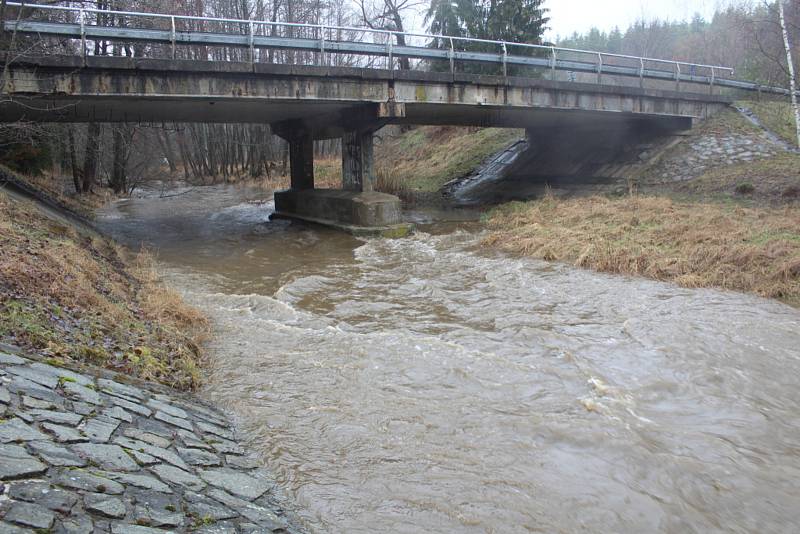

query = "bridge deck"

[0,55,729,135]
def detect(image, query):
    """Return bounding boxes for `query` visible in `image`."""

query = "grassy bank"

[375,126,523,193]
[0,189,209,389]
[742,101,797,146]
[484,195,800,306]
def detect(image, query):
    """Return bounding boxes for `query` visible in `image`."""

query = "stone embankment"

[0,348,302,533]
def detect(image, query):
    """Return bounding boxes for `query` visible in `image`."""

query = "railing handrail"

[4,1,735,75]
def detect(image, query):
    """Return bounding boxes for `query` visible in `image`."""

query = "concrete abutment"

[274,125,412,236]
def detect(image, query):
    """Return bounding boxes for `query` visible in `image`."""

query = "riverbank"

[0,186,208,390]
[0,347,302,532]
[484,194,800,306]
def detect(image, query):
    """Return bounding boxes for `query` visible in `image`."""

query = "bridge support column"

[288,130,314,190]
[272,125,411,237]
[342,129,374,192]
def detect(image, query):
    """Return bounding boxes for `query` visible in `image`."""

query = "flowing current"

[98,184,800,533]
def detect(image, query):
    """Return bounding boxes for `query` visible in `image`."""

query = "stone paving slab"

[0,348,303,533]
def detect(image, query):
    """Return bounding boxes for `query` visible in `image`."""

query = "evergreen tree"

[425,0,549,74]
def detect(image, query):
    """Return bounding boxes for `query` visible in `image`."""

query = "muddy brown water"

[98,184,800,533]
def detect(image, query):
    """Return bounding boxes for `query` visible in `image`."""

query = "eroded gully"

[98,183,800,534]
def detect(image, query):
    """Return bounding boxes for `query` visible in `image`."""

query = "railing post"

[170,16,176,59]
[387,35,392,71]
[550,46,556,80]
[249,19,255,65]
[675,62,680,92]
[449,37,454,74]
[710,66,715,95]
[639,57,644,88]
[79,9,86,61]
[502,42,507,78]
[596,52,602,84]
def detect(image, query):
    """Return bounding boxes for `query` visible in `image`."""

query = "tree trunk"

[67,126,82,193]
[82,122,101,193]
[156,129,178,173]
[111,126,127,194]
[778,0,800,149]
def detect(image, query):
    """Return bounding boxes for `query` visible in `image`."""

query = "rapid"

[98,183,800,533]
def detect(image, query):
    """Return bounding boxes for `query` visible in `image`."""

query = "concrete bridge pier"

[273,125,412,237]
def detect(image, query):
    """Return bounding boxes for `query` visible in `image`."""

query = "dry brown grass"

[484,194,800,305]
[0,191,209,389]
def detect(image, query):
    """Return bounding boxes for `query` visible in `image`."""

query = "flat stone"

[114,437,188,470]
[197,421,234,440]
[193,521,238,534]
[4,501,56,529]
[184,492,238,521]
[154,410,194,431]
[178,430,214,451]
[0,387,10,405]
[0,418,48,443]
[174,401,228,427]
[53,469,125,494]
[207,437,244,455]
[0,522,30,533]
[22,394,61,410]
[126,448,160,466]
[72,401,96,415]
[199,469,271,500]
[226,455,260,470]
[78,416,120,442]
[105,395,152,417]
[30,362,94,386]
[63,381,102,405]
[6,366,59,388]
[123,428,171,449]
[84,492,127,519]
[98,378,146,401]
[178,447,221,467]
[207,488,282,524]
[111,524,167,534]
[133,418,175,438]
[27,409,82,426]
[8,480,79,513]
[147,399,188,419]
[150,464,206,491]
[103,406,133,423]
[0,443,48,480]
[28,440,87,467]
[134,503,184,528]
[55,514,94,534]
[103,471,173,493]
[72,443,139,471]
[42,422,89,443]
[0,353,27,365]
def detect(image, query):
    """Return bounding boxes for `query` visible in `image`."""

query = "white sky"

[543,0,731,40]
[400,0,738,41]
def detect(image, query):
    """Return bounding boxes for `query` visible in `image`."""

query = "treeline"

[557,3,799,89]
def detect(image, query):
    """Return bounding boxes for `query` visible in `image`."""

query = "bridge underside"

[0,56,729,232]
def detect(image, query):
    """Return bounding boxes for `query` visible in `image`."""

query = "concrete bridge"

[0,2,777,233]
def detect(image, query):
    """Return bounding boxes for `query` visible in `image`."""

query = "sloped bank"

[0,348,303,532]
[0,177,306,532]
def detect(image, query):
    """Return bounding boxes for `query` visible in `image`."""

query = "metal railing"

[1,1,796,97]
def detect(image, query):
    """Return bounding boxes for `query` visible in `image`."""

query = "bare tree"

[356,0,421,70]
[778,0,800,148]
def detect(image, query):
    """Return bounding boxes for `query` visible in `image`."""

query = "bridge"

[0,2,791,233]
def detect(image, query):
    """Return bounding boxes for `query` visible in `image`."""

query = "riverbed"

[98,183,800,533]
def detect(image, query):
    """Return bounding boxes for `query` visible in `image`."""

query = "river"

[98,183,800,533]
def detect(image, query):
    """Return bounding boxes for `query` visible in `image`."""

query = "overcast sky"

[543,0,731,39]
[401,0,737,40]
